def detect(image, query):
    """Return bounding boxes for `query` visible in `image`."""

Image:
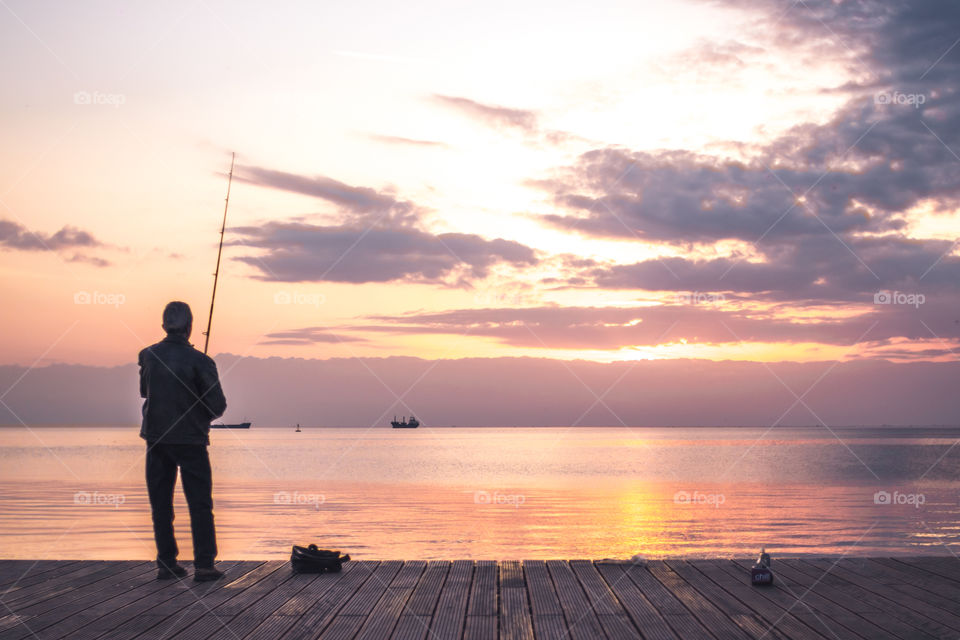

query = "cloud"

[352,301,959,355]
[536,136,950,245]
[259,327,366,346]
[433,94,579,145]
[366,133,449,148]
[533,0,960,305]
[0,219,110,265]
[233,222,537,284]
[433,95,539,132]
[231,166,538,284]
[67,254,111,267]
[234,165,420,228]
[856,346,958,361]
[584,234,960,303]
[0,219,101,250]
[655,38,771,85]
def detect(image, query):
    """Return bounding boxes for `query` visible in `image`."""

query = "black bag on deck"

[291,544,350,573]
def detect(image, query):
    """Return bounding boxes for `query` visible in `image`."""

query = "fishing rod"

[203,151,235,355]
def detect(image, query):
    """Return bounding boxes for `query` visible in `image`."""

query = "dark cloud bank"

[536,0,960,305]
[2,355,958,427]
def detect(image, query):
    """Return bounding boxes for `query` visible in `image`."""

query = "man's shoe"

[157,564,188,580]
[193,567,225,582]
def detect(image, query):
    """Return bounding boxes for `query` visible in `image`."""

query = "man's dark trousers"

[146,442,217,569]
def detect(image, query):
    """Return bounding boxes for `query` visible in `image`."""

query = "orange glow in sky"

[1,0,957,368]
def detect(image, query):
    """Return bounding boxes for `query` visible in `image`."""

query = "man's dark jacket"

[139,334,227,445]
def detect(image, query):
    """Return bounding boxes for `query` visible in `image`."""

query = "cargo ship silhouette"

[391,416,419,429]
[211,421,251,429]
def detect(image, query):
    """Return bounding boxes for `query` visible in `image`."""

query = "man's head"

[162,301,193,338]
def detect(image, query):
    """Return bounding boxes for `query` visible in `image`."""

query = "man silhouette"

[139,301,227,581]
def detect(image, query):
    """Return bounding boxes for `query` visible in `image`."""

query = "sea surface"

[0,425,958,560]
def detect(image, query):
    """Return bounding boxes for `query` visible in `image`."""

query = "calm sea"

[0,425,958,560]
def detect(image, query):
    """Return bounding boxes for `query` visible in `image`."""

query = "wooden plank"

[664,560,795,640]
[390,615,432,640]
[595,563,678,640]
[569,561,625,616]
[622,563,715,640]
[778,559,939,640]
[2,562,155,614]
[392,561,451,640]
[1,562,257,640]
[528,613,567,640]
[236,572,321,621]
[6,560,258,640]
[310,561,403,640]
[271,566,353,617]
[873,558,960,599]
[466,560,497,617]
[200,571,327,640]
[500,563,534,640]
[570,560,639,638]
[335,560,402,617]
[70,561,276,640]
[647,560,753,640]
[164,614,233,640]
[522,561,561,616]
[81,561,265,640]
[0,562,161,636]
[790,558,960,638]
[597,614,643,640]
[317,615,364,640]
[403,560,450,617]
[355,561,425,640]
[0,560,199,640]
[1,557,958,640]
[711,559,853,640]
[730,558,901,640]
[522,560,562,640]
[243,567,356,640]
[138,561,268,618]
[279,561,381,640]
[96,614,182,640]
[684,560,829,640]
[839,558,960,623]
[0,561,114,605]
[895,557,960,587]
[203,560,290,616]
[463,613,497,640]
[0,562,81,588]
[544,560,604,640]
[429,560,472,640]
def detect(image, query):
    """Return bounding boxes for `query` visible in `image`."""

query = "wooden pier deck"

[1,558,958,639]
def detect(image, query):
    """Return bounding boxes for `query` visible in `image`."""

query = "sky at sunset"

[2,0,959,371]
